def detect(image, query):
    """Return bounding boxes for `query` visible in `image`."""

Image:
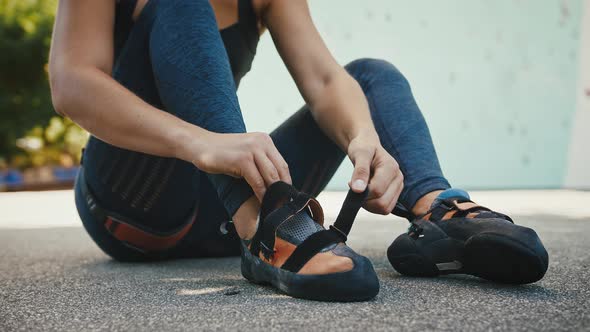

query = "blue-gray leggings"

[75,0,450,261]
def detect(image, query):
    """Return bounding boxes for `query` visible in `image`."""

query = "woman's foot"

[233,193,353,276]
[388,189,549,284]
[240,181,379,301]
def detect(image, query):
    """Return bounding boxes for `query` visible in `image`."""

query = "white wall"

[237,0,585,190]
[565,0,590,189]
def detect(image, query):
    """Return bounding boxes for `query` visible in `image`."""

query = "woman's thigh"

[75,167,238,261]
[83,0,200,229]
[77,0,237,261]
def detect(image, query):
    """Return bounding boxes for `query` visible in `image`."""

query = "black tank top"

[114,0,259,88]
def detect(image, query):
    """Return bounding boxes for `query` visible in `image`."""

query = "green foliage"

[0,0,59,161]
[15,116,88,169]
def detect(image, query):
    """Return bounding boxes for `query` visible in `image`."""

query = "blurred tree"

[0,0,59,161]
[16,116,88,169]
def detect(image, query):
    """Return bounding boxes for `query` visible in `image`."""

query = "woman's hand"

[189,132,292,201]
[347,133,404,215]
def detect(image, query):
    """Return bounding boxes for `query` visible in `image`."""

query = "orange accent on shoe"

[256,236,354,275]
[442,210,458,220]
[439,200,486,220]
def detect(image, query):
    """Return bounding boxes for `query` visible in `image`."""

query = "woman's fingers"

[254,153,281,187]
[387,174,404,212]
[366,161,397,200]
[242,162,267,201]
[366,174,404,215]
[241,132,291,201]
[266,147,292,185]
[364,150,404,214]
[349,147,374,193]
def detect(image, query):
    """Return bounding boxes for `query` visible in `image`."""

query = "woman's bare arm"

[259,0,377,150]
[49,0,290,201]
[49,0,209,160]
[260,0,404,214]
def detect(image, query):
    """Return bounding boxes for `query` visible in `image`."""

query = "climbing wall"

[237,0,585,190]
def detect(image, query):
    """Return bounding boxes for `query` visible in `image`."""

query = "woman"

[49,0,548,301]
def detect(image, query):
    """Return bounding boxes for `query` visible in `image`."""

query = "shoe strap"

[258,181,298,222]
[330,188,369,240]
[259,191,319,259]
[250,182,323,259]
[249,181,368,272]
[280,230,343,272]
[281,188,369,272]
[423,198,513,223]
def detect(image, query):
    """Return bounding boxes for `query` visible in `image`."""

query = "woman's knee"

[344,58,409,89]
[150,0,219,49]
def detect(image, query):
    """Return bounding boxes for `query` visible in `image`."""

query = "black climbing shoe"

[388,189,548,284]
[240,181,379,301]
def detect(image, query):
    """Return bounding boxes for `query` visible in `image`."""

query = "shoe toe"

[290,245,379,302]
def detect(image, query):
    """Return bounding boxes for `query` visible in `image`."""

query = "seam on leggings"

[135,157,165,212]
[128,157,150,207]
[112,152,139,194]
[102,148,124,186]
[121,153,141,200]
[144,159,177,212]
[120,155,145,200]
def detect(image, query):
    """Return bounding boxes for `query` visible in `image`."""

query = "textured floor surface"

[0,190,589,331]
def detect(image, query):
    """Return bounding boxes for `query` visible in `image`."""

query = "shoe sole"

[389,232,548,284]
[240,242,379,302]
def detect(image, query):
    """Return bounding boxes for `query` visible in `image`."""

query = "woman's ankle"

[232,196,260,240]
[411,190,444,216]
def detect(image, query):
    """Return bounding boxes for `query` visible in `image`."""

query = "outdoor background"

[1,0,589,191]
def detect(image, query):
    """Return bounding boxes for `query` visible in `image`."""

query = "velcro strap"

[280,230,342,272]
[250,181,299,256]
[259,181,298,222]
[452,203,513,222]
[331,188,368,238]
[429,205,451,221]
[250,183,367,264]
[452,204,491,218]
[258,191,313,259]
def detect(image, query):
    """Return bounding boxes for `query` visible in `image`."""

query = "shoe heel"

[388,234,439,277]
[239,242,269,285]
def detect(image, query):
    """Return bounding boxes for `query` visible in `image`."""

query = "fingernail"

[352,179,366,191]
